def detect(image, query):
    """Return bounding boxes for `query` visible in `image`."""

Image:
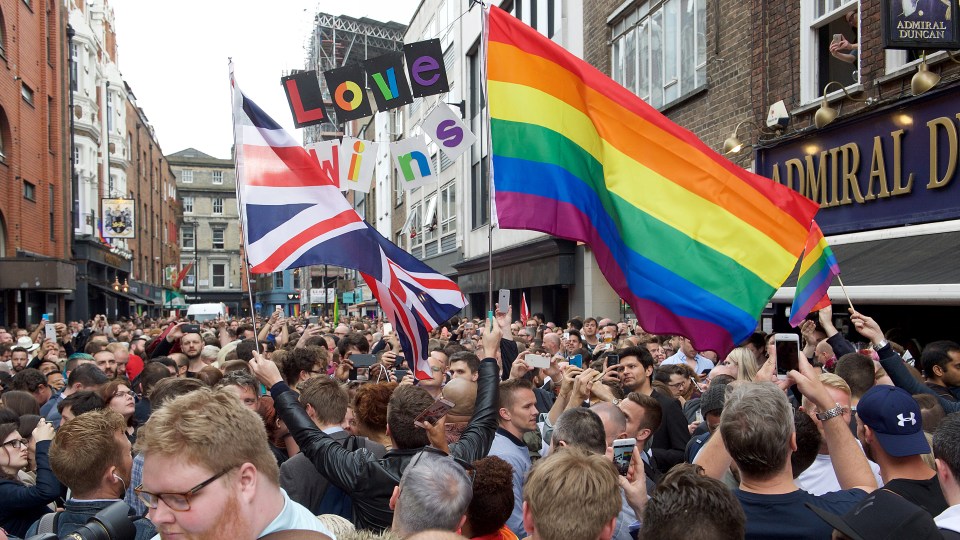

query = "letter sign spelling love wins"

[421,104,476,161]
[281,71,329,128]
[362,52,414,111]
[403,39,450,98]
[323,64,373,122]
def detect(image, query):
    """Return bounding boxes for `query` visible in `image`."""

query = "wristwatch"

[816,403,845,422]
[872,339,889,351]
[612,398,621,406]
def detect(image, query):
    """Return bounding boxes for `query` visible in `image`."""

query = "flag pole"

[480,1,494,315]
[836,275,855,313]
[230,59,261,354]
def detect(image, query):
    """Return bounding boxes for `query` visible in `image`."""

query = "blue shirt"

[661,351,714,374]
[736,488,866,539]
[489,429,531,538]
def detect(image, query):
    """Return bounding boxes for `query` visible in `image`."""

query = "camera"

[28,501,136,540]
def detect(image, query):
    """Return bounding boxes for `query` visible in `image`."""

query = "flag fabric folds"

[520,292,529,325]
[486,6,819,354]
[789,221,840,327]
[231,73,467,379]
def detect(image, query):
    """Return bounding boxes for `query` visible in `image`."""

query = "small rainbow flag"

[486,6,819,354]
[789,221,840,327]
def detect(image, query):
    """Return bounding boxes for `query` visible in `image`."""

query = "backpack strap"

[36,510,61,535]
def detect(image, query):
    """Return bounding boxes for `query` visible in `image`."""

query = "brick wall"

[582,0,755,169]
[0,0,68,258]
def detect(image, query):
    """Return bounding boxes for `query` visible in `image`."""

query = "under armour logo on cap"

[897,413,916,427]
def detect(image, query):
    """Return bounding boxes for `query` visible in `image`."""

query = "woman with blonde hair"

[724,347,759,382]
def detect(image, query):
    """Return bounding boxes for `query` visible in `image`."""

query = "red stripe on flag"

[250,210,361,272]
[241,144,336,187]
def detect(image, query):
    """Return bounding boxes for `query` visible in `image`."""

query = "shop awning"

[772,222,960,305]
[89,282,141,303]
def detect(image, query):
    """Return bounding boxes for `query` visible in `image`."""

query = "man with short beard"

[178,332,205,377]
[92,350,118,380]
[136,388,336,539]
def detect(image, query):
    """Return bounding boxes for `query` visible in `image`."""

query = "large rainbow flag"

[789,221,840,327]
[486,6,819,354]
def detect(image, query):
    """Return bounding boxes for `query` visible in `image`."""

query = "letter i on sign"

[338,137,379,193]
[349,140,364,181]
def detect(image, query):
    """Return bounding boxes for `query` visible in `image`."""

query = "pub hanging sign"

[882,0,960,50]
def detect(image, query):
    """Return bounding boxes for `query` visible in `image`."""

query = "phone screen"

[612,439,636,476]
[605,354,620,369]
[776,338,800,374]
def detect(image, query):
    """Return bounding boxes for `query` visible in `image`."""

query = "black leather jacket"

[271,358,500,531]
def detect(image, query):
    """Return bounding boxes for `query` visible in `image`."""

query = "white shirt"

[795,451,883,496]
[935,504,960,533]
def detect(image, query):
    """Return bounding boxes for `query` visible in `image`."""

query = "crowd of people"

[0,303,959,539]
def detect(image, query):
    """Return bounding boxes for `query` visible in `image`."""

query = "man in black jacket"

[250,318,502,532]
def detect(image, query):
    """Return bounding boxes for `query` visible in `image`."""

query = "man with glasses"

[27,409,156,539]
[280,347,328,388]
[250,318,503,531]
[135,388,335,539]
[390,450,473,538]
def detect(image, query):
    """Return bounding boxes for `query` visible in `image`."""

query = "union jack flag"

[231,72,467,379]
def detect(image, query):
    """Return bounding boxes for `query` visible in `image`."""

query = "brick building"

[66,0,177,321]
[587,0,960,339]
[0,0,74,327]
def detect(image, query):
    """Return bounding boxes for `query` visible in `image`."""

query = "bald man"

[591,401,629,449]
[442,377,478,445]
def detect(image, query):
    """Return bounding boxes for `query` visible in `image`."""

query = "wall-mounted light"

[722,120,771,155]
[112,276,121,291]
[911,52,940,96]
[814,82,872,129]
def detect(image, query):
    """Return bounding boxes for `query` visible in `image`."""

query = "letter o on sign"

[335,81,364,111]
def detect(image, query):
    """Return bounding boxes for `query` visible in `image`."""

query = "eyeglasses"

[135,467,234,512]
[1,438,27,450]
[667,381,687,390]
[114,390,136,399]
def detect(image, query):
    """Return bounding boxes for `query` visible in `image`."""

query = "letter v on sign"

[362,52,413,111]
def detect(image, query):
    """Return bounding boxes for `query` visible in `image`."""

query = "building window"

[468,43,483,119]
[213,198,223,214]
[394,167,404,206]
[212,170,223,185]
[181,169,193,183]
[183,196,193,213]
[292,270,301,290]
[611,0,706,110]
[800,1,860,104]
[21,83,34,106]
[106,91,113,133]
[395,230,405,251]
[212,263,226,288]
[47,96,54,149]
[69,43,77,91]
[182,226,195,249]
[409,203,423,251]
[48,185,55,241]
[23,180,35,201]
[212,227,224,249]
[440,181,457,237]
[73,146,79,165]
[274,272,284,289]
[471,157,489,229]
[183,263,196,287]
[0,8,6,57]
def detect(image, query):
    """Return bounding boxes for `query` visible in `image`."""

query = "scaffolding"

[304,12,407,143]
